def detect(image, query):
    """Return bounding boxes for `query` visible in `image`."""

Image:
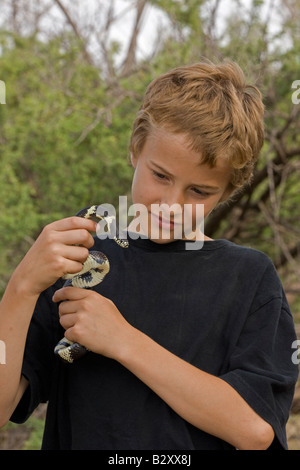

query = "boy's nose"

[161,188,185,208]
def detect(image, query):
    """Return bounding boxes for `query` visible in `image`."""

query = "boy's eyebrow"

[150,161,220,191]
[150,161,173,176]
[192,183,220,192]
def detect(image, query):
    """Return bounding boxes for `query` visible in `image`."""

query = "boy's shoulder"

[218,240,286,307]
[210,238,272,259]
[217,239,277,273]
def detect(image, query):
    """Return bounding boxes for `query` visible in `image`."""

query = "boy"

[0,60,298,450]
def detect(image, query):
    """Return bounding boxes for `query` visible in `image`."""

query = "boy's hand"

[14,217,97,297]
[52,287,133,360]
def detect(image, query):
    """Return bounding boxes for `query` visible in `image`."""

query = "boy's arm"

[0,278,36,426]
[54,285,275,451]
[0,217,97,427]
[118,327,275,450]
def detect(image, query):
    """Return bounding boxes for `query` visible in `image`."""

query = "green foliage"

[22,416,45,450]
[0,33,136,291]
[0,0,299,450]
[0,413,45,450]
[0,0,299,306]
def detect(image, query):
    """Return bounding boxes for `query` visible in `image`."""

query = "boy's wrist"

[8,265,40,301]
[115,324,145,366]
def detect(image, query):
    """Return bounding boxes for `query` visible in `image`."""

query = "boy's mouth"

[150,212,180,231]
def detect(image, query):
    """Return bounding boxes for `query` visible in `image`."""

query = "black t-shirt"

[11,236,299,450]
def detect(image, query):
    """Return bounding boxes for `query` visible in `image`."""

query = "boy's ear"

[130,152,137,168]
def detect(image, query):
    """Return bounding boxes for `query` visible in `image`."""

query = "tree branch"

[205,134,298,237]
[53,0,94,65]
[120,0,147,77]
[274,242,300,270]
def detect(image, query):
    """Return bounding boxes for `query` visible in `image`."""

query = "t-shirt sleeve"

[219,260,299,450]
[10,280,63,424]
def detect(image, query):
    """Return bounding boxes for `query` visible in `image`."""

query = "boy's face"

[130,128,232,243]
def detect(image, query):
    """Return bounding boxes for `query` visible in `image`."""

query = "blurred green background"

[0,0,299,449]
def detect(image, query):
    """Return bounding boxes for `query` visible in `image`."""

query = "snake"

[54,205,129,364]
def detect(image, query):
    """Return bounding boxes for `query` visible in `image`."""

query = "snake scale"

[54,205,129,364]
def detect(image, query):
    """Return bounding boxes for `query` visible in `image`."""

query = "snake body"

[54,205,128,364]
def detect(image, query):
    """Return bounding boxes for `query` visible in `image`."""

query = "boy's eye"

[192,187,210,197]
[153,170,167,180]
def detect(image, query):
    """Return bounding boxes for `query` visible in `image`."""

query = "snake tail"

[54,338,88,364]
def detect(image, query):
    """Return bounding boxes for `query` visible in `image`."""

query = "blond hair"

[129,60,264,198]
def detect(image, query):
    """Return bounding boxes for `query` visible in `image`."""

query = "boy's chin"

[148,236,177,244]
[148,231,202,244]
[149,231,209,244]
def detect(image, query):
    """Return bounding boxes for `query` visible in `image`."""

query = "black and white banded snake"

[54,205,129,364]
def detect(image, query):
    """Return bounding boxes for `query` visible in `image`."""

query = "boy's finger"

[56,229,95,249]
[52,286,88,303]
[48,216,98,233]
